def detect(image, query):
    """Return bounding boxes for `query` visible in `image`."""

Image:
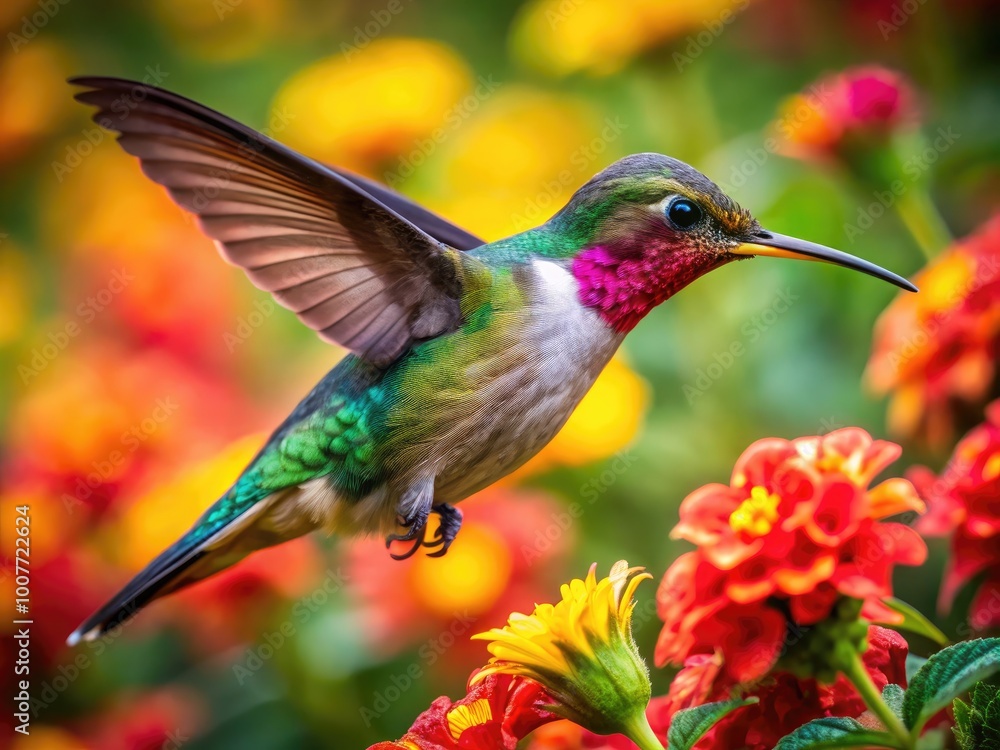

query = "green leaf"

[882,683,905,718]
[952,681,1000,750]
[903,638,1000,734]
[773,717,901,749]
[879,598,951,647]
[667,697,757,750]
[953,696,974,750]
[906,653,929,683]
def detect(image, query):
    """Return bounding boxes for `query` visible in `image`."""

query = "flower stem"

[894,186,952,261]
[623,713,667,750]
[843,650,913,749]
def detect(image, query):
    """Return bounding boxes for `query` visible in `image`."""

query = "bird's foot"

[423,504,463,559]
[384,503,463,561]
[385,505,430,561]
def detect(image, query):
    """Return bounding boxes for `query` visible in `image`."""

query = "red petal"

[731,437,796,490]
[673,483,742,545]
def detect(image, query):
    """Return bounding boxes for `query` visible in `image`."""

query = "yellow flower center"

[447,699,493,740]
[729,486,781,537]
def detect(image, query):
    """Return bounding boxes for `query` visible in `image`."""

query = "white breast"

[432,259,624,501]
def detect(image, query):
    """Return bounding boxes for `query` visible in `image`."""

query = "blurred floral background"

[1,0,999,748]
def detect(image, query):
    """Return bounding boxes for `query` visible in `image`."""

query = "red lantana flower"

[867,215,1000,447]
[649,627,909,750]
[912,400,1000,629]
[368,672,557,750]
[774,66,917,161]
[656,428,926,684]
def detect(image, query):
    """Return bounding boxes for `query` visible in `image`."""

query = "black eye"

[666,198,703,230]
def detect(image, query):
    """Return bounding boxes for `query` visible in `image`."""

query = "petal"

[726,556,779,604]
[861,598,903,624]
[869,478,925,521]
[719,605,787,683]
[857,438,903,484]
[938,529,996,610]
[703,536,763,571]
[774,554,837,596]
[864,626,910,688]
[878,522,928,566]
[673,483,742,545]
[789,584,839,625]
[731,437,796,489]
[778,463,825,531]
[804,480,865,547]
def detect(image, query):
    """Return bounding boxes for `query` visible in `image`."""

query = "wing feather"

[72,76,478,366]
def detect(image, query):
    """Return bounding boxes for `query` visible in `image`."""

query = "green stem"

[894,186,952,261]
[623,712,667,750]
[843,651,913,749]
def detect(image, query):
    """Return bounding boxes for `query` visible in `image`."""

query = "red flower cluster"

[648,627,909,750]
[868,215,1000,446]
[913,400,1000,629]
[369,672,556,750]
[655,428,926,684]
[774,66,916,160]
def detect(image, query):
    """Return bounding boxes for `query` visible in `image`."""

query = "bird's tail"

[66,533,210,645]
[67,491,304,645]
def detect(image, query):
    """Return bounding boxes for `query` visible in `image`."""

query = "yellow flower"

[510,0,748,77]
[418,87,606,241]
[472,561,661,747]
[271,38,472,175]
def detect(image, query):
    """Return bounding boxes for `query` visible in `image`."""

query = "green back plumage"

[186,252,528,543]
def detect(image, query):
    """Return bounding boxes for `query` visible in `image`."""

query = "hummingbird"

[66,77,916,645]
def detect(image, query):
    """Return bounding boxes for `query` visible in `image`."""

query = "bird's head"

[550,153,915,333]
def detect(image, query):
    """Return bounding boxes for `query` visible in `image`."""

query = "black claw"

[386,503,430,559]
[424,504,463,558]
[385,503,463,561]
[387,536,423,561]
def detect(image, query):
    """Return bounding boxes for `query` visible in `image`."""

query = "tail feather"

[66,537,207,645]
[67,495,297,645]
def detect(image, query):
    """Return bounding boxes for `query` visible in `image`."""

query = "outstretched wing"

[72,76,479,367]
[328,167,485,251]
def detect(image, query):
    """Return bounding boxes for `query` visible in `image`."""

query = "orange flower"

[648,627,909,750]
[867,215,1000,446]
[912,400,1000,628]
[368,672,556,750]
[773,66,917,161]
[655,428,926,685]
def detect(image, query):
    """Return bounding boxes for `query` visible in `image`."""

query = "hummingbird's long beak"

[732,230,917,292]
